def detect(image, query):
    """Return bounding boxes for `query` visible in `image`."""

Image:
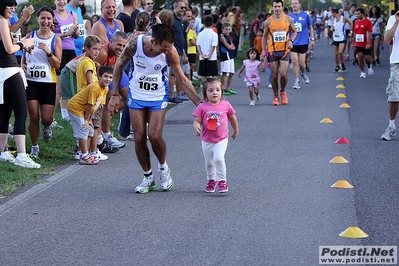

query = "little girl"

[193,77,239,193]
[238,48,265,106]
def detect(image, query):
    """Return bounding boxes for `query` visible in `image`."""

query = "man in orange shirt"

[261,0,297,106]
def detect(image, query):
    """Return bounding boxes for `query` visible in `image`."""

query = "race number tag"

[134,74,162,91]
[60,23,74,38]
[28,63,48,78]
[333,31,343,40]
[273,32,286,42]
[294,22,302,32]
[79,24,85,36]
[355,34,364,42]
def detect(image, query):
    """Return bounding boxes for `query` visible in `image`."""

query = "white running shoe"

[293,80,300,89]
[0,151,15,163]
[249,100,255,106]
[30,146,40,159]
[159,166,174,191]
[91,150,108,161]
[14,154,41,168]
[135,175,156,193]
[360,72,366,78]
[301,72,310,84]
[367,66,374,75]
[105,133,125,149]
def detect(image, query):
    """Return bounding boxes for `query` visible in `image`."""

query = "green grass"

[0,107,128,196]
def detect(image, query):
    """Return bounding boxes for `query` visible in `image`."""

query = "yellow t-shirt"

[187,29,197,55]
[66,81,108,118]
[76,56,98,92]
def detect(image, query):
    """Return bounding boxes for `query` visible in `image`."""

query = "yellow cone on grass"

[339,226,369,238]
[331,180,354,188]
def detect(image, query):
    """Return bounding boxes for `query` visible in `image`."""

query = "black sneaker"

[341,63,346,72]
[97,141,119,153]
[352,59,358,65]
[376,58,380,66]
[334,65,340,72]
[168,97,183,104]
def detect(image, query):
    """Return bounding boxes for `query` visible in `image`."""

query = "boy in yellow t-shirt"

[67,66,113,165]
[187,18,199,81]
[76,35,102,92]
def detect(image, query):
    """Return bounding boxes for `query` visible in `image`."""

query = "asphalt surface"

[1,39,398,266]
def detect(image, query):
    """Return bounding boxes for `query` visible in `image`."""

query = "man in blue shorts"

[109,24,201,193]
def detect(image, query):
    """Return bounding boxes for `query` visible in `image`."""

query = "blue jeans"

[119,107,131,137]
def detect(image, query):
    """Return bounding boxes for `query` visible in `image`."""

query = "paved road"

[1,39,398,266]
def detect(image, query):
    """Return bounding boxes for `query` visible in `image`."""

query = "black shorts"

[291,44,308,54]
[332,41,346,46]
[57,49,77,76]
[188,54,196,64]
[355,46,372,55]
[26,81,56,105]
[268,51,290,63]
[198,59,218,77]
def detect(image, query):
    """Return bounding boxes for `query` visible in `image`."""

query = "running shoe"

[344,55,349,62]
[105,133,125,148]
[306,67,310,72]
[268,84,272,89]
[30,146,40,159]
[120,133,134,141]
[376,58,380,66]
[280,91,288,105]
[168,97,184,104]
[14,154,41,168]
[218,180,228,193]
[352,59,358,65]
[227,89,237,94]
[272,96,279,106]
[301,72,310,84]
[0,151,15,163]
[97,141,119,153]
[176,93,190,101]
[256,94,260,102]
[159,166,173,191]
[334,65,340,72]
[293,80,300,89]
[341,63,347,72]
[223,90,231,95]
[206,180,216,193]
[74,150,82,160]
[359,72,366,79]
[79,153,100,165]
[250,100,255,106]
[381,126,396,141]
[91,150,108,161]
[368,66,374,75]
[41,124,52,142]
[135,175,156,194]
[50,119,63,128]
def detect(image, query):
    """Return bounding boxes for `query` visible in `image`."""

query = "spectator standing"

[22,6,62,159]
[169,0,190,103]
[369,6,385,66]
[66,0,85,56]
[197,15,219,83]
[249,14,265,48]
[381,10,399,140]
[54,0,80,121]
[0,0,39,168]
[91,0,124,44]
[117,0,139,34]
[219,22,236,95]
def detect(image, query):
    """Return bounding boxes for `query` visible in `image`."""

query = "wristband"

[16,42,23,51]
